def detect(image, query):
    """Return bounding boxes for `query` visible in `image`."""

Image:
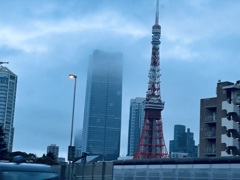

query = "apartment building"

[199,81,240,157]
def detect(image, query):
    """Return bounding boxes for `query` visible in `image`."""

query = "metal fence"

[53,161,113,180]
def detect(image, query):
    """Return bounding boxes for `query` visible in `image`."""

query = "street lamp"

[69,74,77,147]
[68,74,77,180]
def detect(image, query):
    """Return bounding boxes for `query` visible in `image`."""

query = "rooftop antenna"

[155,0,159,25]
[0,62,9,65]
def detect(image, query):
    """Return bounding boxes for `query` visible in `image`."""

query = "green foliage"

[8,151,37,163]
[0,125,8,160]
[0,125,59,165]
[35,153,59,165]
[8,151,59,165]
[46,152,56,160]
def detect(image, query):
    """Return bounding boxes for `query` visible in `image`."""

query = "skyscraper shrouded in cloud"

[127,97,145,156]
[0,65,17,152]
[82,50,123,161]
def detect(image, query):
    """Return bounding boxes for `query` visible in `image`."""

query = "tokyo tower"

[133,0,169,159]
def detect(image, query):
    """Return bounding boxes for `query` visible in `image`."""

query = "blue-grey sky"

[1,0,240,158]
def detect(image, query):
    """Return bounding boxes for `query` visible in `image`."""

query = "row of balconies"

[221,97,240,156]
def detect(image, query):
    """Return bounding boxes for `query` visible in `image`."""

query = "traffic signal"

[68,146,76,161]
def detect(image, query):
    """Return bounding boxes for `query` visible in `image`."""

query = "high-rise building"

[170,125,186,154]
[127,97,145,156]
[82,50,123,161]
[199,80,240,157]
[0,65,17,152]
[47,144,59,159]
[74,129,82,158]
[169,125,198,158]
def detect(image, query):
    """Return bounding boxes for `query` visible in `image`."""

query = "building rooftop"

[113,157,240,165]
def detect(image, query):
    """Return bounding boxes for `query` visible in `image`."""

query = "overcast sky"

[1,0,240,158]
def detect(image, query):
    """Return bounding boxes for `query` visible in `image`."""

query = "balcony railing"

[204,116,216,123]
[204,147,216,154]
[205,131,216,138]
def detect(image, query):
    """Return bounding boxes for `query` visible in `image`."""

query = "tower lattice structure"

[133,0,169,159]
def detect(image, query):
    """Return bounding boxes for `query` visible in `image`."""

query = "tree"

[46,152,56,160]
[27,153,37,162]
[35,153,59,165]
[0,125,8,160]
[8,151,37,163]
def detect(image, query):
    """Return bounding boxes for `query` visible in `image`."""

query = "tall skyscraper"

[199,80,240,157]
[0,65,17,152]
[169,125,198,158]
[127,97,145,156]
[82,50,123,161]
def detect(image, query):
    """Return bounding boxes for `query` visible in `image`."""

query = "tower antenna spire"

[0,62,9,65]
[155,0,159,25]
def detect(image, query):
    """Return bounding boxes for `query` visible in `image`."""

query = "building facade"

[74,129,82,158]
[59,157,240,179]
[127,97,145,156]
[199,80,240,157]
[47,144,59,159]
[82,50,123,161]
[169,125,198,157]
[0,66,17,152]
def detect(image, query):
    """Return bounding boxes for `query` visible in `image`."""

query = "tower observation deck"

[133,0,169,159]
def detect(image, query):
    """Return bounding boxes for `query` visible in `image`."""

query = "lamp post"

[68,74,77,180]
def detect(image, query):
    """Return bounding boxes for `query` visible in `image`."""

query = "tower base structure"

[133,103,168,159]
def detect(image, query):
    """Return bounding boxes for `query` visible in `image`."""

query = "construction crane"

[0,62,9,65]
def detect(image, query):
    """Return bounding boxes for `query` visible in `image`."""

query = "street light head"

[69,74,77,79]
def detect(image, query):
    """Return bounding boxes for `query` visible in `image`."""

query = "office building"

[82,50,123,161]
[0,65,17,152]
[74,129,82,158]
[169,125,198,157]
[199,80,240,157]
[47,144,59,159]
[127,97,145,156]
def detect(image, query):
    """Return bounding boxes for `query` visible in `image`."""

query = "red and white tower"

[133,0,169,159]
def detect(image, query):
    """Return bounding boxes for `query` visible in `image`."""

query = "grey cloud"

[0,45,24,56]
